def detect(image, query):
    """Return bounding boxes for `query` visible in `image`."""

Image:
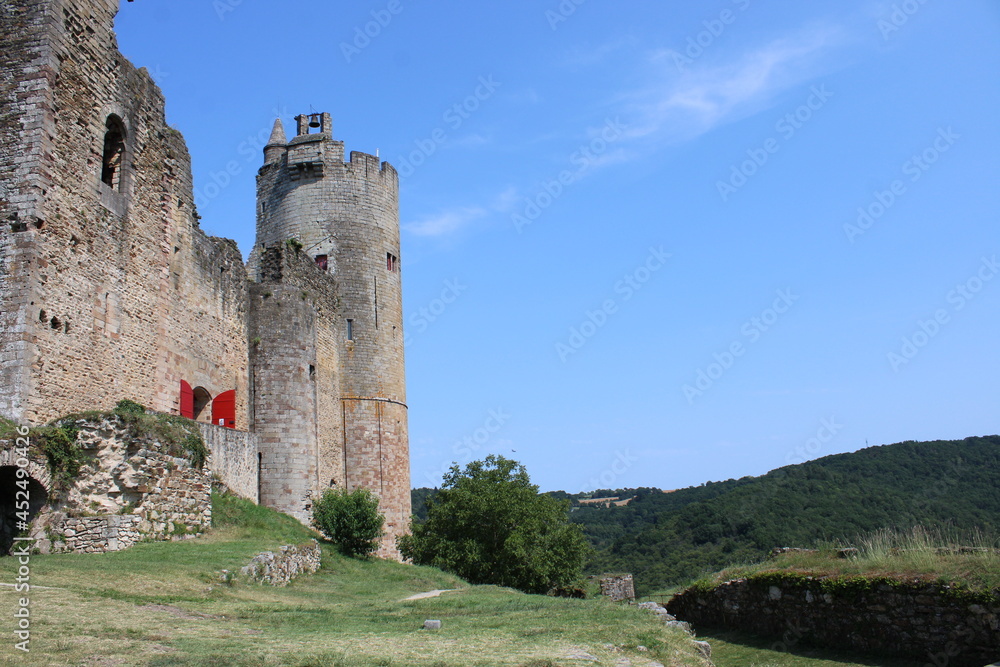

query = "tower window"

[346,319,354,341]
[101,115,126,190]
[386,252,398,272]
[315,255,328,271]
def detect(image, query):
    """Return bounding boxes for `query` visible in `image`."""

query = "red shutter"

[180,380,194,419]
[212,390,236,429]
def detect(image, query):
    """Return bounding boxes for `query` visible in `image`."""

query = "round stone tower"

[250,113,409,557]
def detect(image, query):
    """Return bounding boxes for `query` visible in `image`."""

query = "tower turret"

[249,112,409,558]
[263,118,287,165]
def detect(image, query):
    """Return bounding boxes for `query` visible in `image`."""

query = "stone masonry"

[239,539,322,586]
[3,416,212,554]
[668,575,1000,666]
[0,0,411,558]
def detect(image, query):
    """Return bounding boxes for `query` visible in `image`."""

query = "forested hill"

[411,435,999,596]
[571,435,1000,594]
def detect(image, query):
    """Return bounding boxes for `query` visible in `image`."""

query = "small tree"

[399,455,591,594]
[312,488,384,558]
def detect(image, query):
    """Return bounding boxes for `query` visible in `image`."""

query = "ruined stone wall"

[0,0,67,421]
[668,576,1000,667]
[0,0,250,427]
[599,574,636,603]
[240,539,321,586]
[1,415,212,554]
[199,422,258,502]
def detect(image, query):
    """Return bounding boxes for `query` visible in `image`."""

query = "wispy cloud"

[402,185,525,239]
[561,36,637,67]
[625,24,845,142]
[404,206,487,237]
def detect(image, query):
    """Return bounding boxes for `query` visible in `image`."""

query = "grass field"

[0,494,710,667]
[698,526,1000,591]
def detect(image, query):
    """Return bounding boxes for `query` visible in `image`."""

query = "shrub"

[399,455,591,594]
[312,488,384,558]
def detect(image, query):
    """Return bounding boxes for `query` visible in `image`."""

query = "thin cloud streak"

[404,207,487,237]
[625,24,846,142]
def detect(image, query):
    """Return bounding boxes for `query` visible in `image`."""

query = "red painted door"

[180,380,194,419]
[212,390,236,429]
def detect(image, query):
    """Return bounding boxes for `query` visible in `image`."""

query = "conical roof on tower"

[267,118,286,147]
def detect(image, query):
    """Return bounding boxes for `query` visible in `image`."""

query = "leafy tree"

[312,488,384,558]
[399,455,590,594]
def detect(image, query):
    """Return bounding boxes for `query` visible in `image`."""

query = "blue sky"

[116,0,1000,493]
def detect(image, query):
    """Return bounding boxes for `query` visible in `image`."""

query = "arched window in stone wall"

[101,115,126,190]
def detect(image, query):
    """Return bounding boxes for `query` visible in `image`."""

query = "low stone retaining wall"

[668,575,1000,666]
[240,540,321,586]
[199,423,259,502]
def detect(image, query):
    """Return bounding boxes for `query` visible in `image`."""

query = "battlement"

[261,113,396,181]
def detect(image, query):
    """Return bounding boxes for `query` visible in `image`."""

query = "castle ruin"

[0,0,411,557]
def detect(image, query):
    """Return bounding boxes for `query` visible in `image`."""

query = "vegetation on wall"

[3,400,212,490]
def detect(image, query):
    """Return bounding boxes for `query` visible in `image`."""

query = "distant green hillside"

[413,436,1000,596]
[573,436,1000,595]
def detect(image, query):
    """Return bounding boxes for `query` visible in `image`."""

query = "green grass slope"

[0,493,710,667]
[572,435,1000,594]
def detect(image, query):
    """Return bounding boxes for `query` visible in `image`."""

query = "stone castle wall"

[0,0,250,427]
[1,0,411,559]
[668,576,1000,667]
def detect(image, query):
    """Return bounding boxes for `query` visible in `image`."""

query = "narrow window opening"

[346,319,354,341]
[315,254,328,272]
[257,452,263,503]
[101,115,126,190]
[309,364,316,380]
[386,252,398,272]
